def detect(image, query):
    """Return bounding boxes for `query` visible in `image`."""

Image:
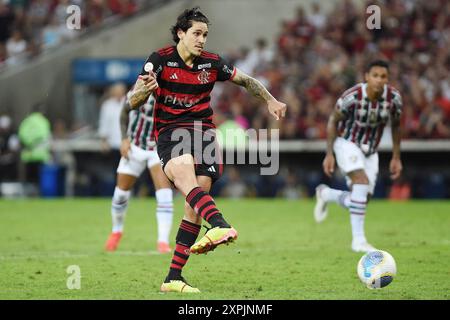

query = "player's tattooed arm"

[129,73,158,109]
[120,101,132,140]
[128,79,151,109]
[231,68,273,101]
[231,68,286,120]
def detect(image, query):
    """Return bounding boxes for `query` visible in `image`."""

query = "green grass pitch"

[0,198,449,300]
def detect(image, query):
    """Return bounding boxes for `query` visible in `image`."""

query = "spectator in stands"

[18,103,52,188]
[98,82,126,150]
[26,0,51,41]
[5,28,27,65]
[236,38,274,76]
[307,2,326,31]
[97,82,127,172]
[218,0,450,141]
[42,14,63,48]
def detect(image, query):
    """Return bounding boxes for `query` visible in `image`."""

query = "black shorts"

[157,127,223,183]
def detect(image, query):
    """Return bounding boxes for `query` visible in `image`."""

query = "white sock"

[155,188,173,243]
[111,187,131,233]
[321,187,351,209]
[349,184,369,243]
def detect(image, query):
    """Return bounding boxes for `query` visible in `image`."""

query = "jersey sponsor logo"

[167,61,179,67]
[198,63,211,69]
[170,73,178,80]
[198,69,210,84]
[163,95,199,108]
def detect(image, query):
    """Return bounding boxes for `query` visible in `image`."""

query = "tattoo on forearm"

[238,75,273,101]
[129,80,151,109]
[129,88,150,109]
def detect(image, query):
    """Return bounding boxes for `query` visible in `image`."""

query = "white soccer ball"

[357,250,397,289]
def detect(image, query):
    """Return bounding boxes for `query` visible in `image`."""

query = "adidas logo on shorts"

[207,166,216,173]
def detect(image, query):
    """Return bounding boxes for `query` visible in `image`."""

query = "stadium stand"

[0,0,449,198]
[0,0,164,69]
[216,0,450,140]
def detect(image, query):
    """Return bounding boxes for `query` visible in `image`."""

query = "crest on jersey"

[368,110,378,123]
[198,69,210,84]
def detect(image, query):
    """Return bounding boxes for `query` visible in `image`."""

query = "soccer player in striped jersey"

[104,93,174,254]
[128,7,287,293]
[314,60,403,253]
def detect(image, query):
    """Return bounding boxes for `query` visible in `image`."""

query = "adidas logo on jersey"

[207,166,216,173]
[170,73,178,80]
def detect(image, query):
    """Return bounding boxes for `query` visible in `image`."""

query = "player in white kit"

[314,60,403,253]
[105,93,174,253]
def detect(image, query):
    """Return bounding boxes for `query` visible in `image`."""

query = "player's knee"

[350,170,369,185]
[171,170,198,195]
[113,187,131,204]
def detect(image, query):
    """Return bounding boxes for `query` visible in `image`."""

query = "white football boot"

[314,184,329,223]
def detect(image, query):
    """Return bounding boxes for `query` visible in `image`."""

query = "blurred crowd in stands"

[1,0,450,199]
[214,0,450,140]
[0,0,145,68]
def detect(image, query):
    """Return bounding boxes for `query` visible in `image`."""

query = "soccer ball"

[357,250,397,289]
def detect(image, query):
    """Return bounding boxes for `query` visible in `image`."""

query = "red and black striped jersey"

[335,83,402,155]
[139,46,236,138]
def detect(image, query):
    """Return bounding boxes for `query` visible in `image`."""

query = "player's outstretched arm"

[323,110,345,177]
[231,68,286,120]
[128,73,158,109]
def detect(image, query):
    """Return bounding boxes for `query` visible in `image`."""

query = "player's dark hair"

[366,60,389,73]
[171,7,210,43]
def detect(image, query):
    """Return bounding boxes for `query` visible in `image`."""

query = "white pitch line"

[114,250,162,256]
[0,251,90,260]
[0,250,167,260]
